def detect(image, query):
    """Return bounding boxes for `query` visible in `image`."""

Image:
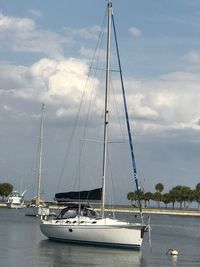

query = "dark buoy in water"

[166,249,179,256]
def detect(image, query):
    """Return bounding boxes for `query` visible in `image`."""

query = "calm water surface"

[1,208,200,267]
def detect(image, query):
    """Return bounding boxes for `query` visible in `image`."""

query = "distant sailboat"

[40,1,149,249]
[26,104,50,217]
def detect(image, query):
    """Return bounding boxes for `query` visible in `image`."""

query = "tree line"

[0,183,13,201]
[127,183,200,210]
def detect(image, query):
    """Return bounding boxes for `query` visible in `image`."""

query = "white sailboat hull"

[40,217,145,249]
[25,206,50,217]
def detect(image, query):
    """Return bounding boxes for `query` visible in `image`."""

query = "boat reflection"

[39,239,145,266]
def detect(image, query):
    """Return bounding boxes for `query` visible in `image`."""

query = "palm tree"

[135,189,144,207]
[181,186,193,209]
[168,188,177,209]
[155,183,164,193]
[144,192,153,208]
[127,192,137,207]
[153,192,162,208]
[169,185,184,209]
[162,193,171,208]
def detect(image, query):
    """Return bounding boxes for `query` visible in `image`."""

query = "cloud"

[27,9,42,18]
[0,14,105,60]
[0,13,35,31]
[0,53,200,139]
[64,25,101,40]
[0,57,100,123]
[129,27,142,38]
[183,50,200,64]
[79,46,107,62]
[0,14,68,58]
[128,93,158,119]
[30,57,98,101]
[79,46,95,58]
[121,71,200,136]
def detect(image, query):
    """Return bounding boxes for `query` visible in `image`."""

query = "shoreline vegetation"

[127,183,200,212]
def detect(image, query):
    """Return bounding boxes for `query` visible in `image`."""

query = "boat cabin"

[57,204,99,219]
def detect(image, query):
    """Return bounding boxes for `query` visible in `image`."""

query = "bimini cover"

[55,188,102,203]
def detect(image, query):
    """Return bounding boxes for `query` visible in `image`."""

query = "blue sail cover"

[55,188,102,203]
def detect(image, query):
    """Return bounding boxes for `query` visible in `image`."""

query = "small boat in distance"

[40,1,149,249]
[7,190,27,209]
[26,104,50,217]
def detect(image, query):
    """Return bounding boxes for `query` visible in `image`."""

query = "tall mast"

[101,1,112,218]
[36,103,45,206]
[112,12,143,221]
[20,177,22,195]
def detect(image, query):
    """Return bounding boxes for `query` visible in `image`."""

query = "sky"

[1,0,200,204]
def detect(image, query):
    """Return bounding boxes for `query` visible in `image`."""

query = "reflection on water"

[39,239,143,266]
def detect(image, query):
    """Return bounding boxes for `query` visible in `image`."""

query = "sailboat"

[40,2,148,249]
[26,103,50,217]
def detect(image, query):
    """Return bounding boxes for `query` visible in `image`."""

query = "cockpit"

[57,204,99,219]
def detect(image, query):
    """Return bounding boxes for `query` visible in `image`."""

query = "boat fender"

[166,249,179,256]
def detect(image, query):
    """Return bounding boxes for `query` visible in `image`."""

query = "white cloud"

[30,57,93,98]
[56,107,68,117]
[56,106,78,118]
[125,71,200,134]
[3,104,12,111]
[79,46,94,58]
[27,9,42,18]
[79,46,107,62]
[0,14,68,58]
[0,64,31,90]
[0,57,100,120]
[0,55,200,137]
[129,27,142,38]
[128,93,158,119]
[183,50,200,64]
[0,13,35,31]
[65,25,101,40]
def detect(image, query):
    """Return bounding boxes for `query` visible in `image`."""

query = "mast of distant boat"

[101,1,112,218]
[36,103,45,206]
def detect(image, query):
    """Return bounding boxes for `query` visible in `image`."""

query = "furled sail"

[55,188,102,203]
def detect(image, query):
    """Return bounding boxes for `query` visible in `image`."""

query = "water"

[1,208,200,267]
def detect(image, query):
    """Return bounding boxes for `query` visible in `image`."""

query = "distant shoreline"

[107,207,200,217]
[1,202,200,217]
